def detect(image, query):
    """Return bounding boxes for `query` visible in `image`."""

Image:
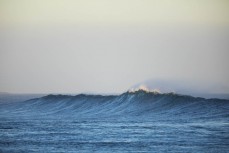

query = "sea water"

[0,92,229,153]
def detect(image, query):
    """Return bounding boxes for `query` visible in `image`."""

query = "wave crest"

[1,91,229,121]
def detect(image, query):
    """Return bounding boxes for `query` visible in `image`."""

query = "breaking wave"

[1,90,229,121]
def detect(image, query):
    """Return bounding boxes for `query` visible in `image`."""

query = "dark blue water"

[1,91,229,152]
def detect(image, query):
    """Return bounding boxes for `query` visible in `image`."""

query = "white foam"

[128,85,161,94]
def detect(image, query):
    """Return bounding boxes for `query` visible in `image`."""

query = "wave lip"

[128,85,162,94]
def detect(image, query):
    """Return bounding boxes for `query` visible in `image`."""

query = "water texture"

[0,90,229,152]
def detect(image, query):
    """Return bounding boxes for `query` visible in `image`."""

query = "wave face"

[1,90,229,121]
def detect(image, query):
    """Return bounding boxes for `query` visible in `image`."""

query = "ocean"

[0,90,229,152]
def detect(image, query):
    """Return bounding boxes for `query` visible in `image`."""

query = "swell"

[1,91,229,121]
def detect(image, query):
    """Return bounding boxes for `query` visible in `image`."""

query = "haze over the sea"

[0,0,229,95]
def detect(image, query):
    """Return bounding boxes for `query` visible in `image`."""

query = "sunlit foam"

[128,85,161,94]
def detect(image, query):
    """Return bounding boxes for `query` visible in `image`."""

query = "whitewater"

[0,90,229,152]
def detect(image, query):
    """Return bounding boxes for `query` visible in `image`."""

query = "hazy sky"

[0,0,229,94]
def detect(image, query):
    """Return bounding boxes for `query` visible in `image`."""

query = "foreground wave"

[1,90,229,121]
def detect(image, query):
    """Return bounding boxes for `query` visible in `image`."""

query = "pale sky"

[0,0,229,94]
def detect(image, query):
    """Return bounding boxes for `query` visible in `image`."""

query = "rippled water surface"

[1,118,229,152]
